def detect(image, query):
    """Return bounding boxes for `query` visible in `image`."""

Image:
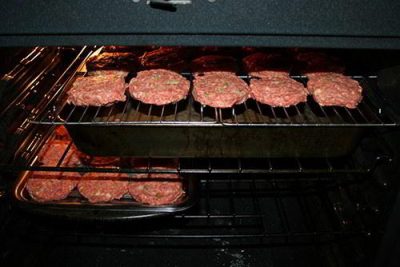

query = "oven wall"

[1,1,400,48]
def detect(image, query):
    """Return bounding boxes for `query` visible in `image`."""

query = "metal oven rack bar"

[11,129,392,177]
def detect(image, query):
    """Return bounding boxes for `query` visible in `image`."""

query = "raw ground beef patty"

[26,177,78,202]
[250,77,308,107]
[54,125,69,140]
[34,140,83,177]
[26,140,83,202]
[295,51,345,74]
[128,173,184,206]
[140,47,188,72]
[242,52,290,79]
[67,71,127,106]
[307,72,363,108]
[190,55,238,73]
[249,70,290,80]
[78,173,129,203]
[128,69,190,105]
[192,71,250,108]
[79,155,120,167]
[243,52,282,71]
[86,52,139,71]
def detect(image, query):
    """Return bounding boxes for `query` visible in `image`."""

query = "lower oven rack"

[11,135,392,177]
[2,125,389,259]
[6,124,393,226]
[8,176,377,247]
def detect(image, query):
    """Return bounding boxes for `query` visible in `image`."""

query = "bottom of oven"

[0,170,382,267]
[0,233,366,267]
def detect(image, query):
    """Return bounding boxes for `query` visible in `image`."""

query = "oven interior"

[0,46,400,267]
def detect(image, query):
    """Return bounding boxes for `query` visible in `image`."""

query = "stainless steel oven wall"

[0,1,400,48]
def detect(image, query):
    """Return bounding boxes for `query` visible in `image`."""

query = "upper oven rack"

[28,74,399,128]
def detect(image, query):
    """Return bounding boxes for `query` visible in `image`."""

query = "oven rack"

[0,47,95,164]
[14,177,375,247]
[11,135,392,177]
[18,155,391,177]
[0,47,56,117]
[28,75,399,127]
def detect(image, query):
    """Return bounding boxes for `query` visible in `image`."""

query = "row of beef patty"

[67,68,362,109]
[25,128,185,205]
[67,47,362,109]
[86,46,346,74]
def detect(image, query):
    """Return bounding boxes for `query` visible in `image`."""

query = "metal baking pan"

[62,94,377,158]
[13,171,199,221]
[67,123,366,158]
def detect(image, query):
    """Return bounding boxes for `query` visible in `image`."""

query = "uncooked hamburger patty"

[128,69,190,105]
[140,47,188,72]
[250,78,308,107]
[86,52,139,71]
[249,70,290,79]
[26,140,83,202]
[242,52,290,79]
[190,55,238,73]
[35,140,82,177]
[192,72,250,108]
[79,155,120,167]
[307,72,362,108]
[26,177,78,202]
[78,173,128,203]
[67,71,127,106]
[54,125,70,140]
[242,52,283,72]
[295,51,345,74]
[128,173,184,206]
[194,46,239,56]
